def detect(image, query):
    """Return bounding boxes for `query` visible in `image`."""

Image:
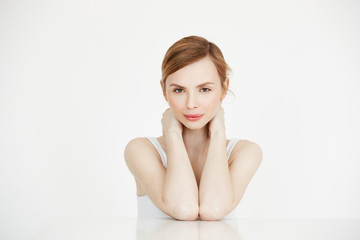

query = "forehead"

[166,56,220,86]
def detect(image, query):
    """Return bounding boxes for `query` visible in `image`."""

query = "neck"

[182,123,210,159]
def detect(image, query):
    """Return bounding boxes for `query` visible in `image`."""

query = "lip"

[184,114,204,121]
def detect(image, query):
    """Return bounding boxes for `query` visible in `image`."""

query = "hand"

[161,108,183,137]
[208,106,226,138]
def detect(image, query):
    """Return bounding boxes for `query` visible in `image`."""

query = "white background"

[1,0,359,239]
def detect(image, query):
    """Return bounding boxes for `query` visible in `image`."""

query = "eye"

[201,88,211,92]
[174,88,184,93]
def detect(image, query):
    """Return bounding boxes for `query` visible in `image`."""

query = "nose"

[186,93,198,110]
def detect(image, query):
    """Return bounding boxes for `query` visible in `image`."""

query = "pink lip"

[184,114,204,121]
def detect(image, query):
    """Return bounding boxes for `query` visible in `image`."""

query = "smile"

[184,114,204,121]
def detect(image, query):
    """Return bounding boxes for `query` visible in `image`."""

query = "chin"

[183,124,204,130]
[180,118,210,130]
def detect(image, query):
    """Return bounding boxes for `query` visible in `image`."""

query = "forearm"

[163,132,199,219]
[199,131,234,219]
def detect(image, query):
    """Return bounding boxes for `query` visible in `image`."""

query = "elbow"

[199,204,226,221]
[172,204,199,221]
[199,195,234,221]
[165,201,199,221]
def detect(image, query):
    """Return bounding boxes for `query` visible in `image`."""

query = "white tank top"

[137,137,241,219]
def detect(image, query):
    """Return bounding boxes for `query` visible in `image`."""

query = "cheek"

[203,95,222,120]
[205,94,221,110]
[168,97,180,109]
[168,97,185,116]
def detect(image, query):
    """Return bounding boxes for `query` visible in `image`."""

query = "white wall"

[1,0,359,239]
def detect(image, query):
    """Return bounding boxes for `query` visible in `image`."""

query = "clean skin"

[160,55,229,165]
[125,55,263,221]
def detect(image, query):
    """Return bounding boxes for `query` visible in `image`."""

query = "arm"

[199,133,263,220]
[163,132,199,220]
[125,108,199,221]
[199,107,263,220]
[199,130,234,220]
[124,136,198,221]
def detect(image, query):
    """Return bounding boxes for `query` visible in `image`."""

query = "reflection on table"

[136,218,242,240]
[33,217,360,240]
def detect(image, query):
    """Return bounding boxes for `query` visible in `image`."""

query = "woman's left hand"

[208,106,226,138]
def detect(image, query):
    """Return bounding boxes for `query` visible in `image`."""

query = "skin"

[160,56,227,163]
[159,56,229,187]
[124,55,263,221]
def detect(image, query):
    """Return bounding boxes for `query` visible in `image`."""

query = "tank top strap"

[145,137,240,167]
[226,138,241,161]
[145,137,167,168]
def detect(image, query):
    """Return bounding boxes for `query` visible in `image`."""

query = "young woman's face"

[162,56,228,130]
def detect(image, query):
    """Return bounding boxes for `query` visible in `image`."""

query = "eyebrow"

[169,82,215,88]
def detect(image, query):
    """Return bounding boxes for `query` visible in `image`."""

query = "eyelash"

[173,88,211,93]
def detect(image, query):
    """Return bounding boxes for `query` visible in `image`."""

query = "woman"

[125,35,262,221]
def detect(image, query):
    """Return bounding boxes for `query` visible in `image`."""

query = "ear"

[160,80,168,101]
[220,78,230,101]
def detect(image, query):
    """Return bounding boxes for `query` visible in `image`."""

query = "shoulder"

[125,137,150,150]
[234,139,262,153]
[124,137,167,197]
[230,139,263,166]
[124,137,149,154]
[124,137,159,164]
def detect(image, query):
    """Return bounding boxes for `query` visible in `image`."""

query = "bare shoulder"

[230,139,263,166]
[124,137,161,166]
[227,140,263,208]
[124,137,161,174]
[125,137,152,148]
[124,137,165,196]
[234,139,262,153]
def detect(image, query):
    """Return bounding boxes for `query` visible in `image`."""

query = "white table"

[33,217,360,240]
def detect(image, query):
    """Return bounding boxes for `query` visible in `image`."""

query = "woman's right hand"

[161,108,183,136]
